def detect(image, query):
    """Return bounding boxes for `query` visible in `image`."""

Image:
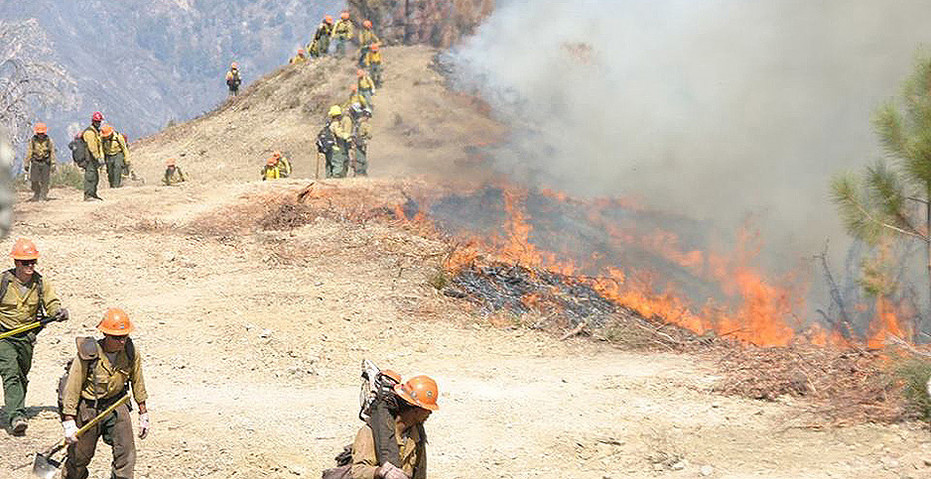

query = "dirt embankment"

[2,45,930,479]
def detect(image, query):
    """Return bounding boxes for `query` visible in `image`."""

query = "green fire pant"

[84,161,101,199]
[0,333,35,425]
[354,144,368,176]
[330,146,349,178]
[105,153,124,188]
[29,160,51,199]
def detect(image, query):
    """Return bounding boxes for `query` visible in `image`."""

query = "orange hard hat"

[381,369,402,384]
[341,11,349,20]
[298,48,305,54]
[363,20,372,28]
[350,84,358,92]
[101,124,114,137]
[324,15,333,24]
[10,238,39,261]
[272,151,282,159]
[231,62,238,69]
[356,69,365,77]
[92,111,103,122]
[98,308,134,336]
[370,43,380,52]
[266,156,278,165]
[34,123,47,135]
[166,158,176,166]
[394,375,439,411]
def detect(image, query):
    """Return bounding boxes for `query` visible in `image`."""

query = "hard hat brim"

[393,384,439,411]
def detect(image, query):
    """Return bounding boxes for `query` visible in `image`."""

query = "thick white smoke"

[450,0,931,280]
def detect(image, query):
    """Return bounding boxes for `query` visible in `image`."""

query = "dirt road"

[0,182,928,479]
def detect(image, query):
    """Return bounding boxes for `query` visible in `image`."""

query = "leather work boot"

[11,416,27,435]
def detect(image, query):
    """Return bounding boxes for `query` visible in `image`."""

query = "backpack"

[316,123,336,153]
[56,336,136,419]
[359,360,403,467]
[69,136,88,168]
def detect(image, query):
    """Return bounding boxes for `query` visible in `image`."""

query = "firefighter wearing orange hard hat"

[290,48,308,65]
[163,158,186,186]
[25,122,55,201]
[262,155,281,181]
[61,307,148,479]
[332,11,355,57]
[310,15,335,57]
[101,124,130,189]
[0,238,67,436]
[358,20,380,67]
[343,375,438,479]
[364,43,384,88]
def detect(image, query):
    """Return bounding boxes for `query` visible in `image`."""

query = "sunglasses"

[16,260,36,266]
[105,335,128,342]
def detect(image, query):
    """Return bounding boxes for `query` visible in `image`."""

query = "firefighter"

[0,238,67,435]
[343,84,369,112]
[357,69,376,111]
[101,124,130,189]
[327,105,352,178]
[290,48,308,65]
[82,112,105,201]
[332,11,355,57]
[272,151,292,178]
[61,308,148,479]
[364,43,383,88]
[162,158,186,186]
[350,106,372,177]
[226,62,242,96]
[24,122,55,201]
[310,15,334,57]
[349,376,438,479]
[358,20,380,68]
[262,156,281,181]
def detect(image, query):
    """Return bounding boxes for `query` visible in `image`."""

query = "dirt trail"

[2,48,931,479]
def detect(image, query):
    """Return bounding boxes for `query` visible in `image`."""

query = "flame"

[396,183,911,349]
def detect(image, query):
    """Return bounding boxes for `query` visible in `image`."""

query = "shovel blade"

[32,452,61,479]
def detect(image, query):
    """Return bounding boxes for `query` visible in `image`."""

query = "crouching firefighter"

[323,363,439,479]
[0,238,67,436]
[60,307,149,479]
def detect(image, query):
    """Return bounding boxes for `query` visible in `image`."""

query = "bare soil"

[2,47,931,479]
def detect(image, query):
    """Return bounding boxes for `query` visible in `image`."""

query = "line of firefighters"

[227,10,383,180]
[23,113,134,202]
[2,237,439,479]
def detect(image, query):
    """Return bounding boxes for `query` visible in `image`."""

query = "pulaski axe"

[32,395,130,479]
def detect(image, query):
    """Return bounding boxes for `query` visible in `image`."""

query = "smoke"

[449,0,931,282]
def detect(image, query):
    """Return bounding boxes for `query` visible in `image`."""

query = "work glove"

[62,419,79,444]
[54,308,69,322]
[138,412,149,439]
[23,162,29,173]
[376,463,409,479]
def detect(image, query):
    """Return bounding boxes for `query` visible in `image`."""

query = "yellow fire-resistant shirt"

[290,55,307,65]
[364,50,382,67]
[343,92,369,111]
[333,19,354,39]
[350,422,426,479]
[26,136,55,162]
[163,166,186,185]
[61,340,147,416]
[358,75,376,92]
[82,125,104,162]
[359,29,380,47]
[262,165,281,180]
[102,132,130,158]
[0,271,61,330]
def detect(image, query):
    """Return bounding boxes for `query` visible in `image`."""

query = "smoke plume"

[449,0,931,313]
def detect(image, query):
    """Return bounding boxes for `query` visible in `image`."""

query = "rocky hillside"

[349,0,494,47]
[0,0,340,142]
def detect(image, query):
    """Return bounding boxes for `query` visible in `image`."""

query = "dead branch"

[559,320,587,340]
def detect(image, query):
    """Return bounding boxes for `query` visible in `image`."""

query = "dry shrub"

[713,345,903,424]
[260,202,313,230]
[893,357,931,422]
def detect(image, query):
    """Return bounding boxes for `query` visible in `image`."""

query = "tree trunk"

[926,186,931,339]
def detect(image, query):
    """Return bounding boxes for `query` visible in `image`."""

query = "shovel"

[32,395,130,479]
[0,314,63,341]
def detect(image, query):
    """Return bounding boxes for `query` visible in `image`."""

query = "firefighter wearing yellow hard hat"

[327,105,353,178]
[0,238,67,435]
[61,307,148,479]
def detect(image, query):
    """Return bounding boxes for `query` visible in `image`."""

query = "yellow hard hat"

[328,105,342,117]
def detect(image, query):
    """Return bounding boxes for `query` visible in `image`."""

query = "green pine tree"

[831,52,931,320]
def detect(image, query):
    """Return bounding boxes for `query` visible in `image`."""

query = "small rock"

[259,329,272,339]
[881,457,900,470]
[711,402,720,408]
[700,465,714,476]
[924,458,931,467]
[671,460,687,471]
